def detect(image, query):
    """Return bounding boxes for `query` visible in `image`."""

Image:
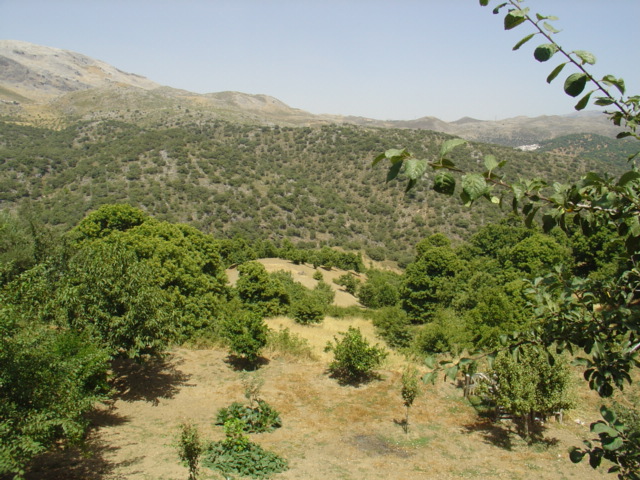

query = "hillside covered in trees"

[0,118,627,266]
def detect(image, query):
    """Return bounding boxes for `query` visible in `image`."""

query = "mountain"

[0,40,624,145]
[0,40,633,263]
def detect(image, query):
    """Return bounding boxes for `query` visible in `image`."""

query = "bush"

[203,419,288,479]
[219,309,268,365]
[176,422,202,480]
[333,273,360,295]
[325,326,388,384]
[291,293,325,324]
[215,400,282,433]
[0,319,109,478]
[371,306,412,349]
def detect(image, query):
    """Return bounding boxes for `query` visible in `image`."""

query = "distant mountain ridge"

[0,39,623,145]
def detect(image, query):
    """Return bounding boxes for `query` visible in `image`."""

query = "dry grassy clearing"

[25,260,612,480]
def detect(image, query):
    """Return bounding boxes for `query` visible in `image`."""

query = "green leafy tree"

[491,346,574,441]
[400,237,463,323]
[236,261,289,318]
[291,292,325,324]
[73,203,148,240]
[400,365,421,433]
[56,241,173,358]
[219,307,268,366]
[325,326,388,384]
[0,312,109,478]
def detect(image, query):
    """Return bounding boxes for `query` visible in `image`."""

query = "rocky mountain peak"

[0,39,160,100]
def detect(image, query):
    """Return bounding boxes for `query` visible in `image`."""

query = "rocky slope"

[0,39,624,145]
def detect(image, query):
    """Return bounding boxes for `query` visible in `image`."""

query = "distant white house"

[515,144,541,151]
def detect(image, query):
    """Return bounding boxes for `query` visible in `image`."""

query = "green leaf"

[422,372,437,384]
[543,21,560,34]
[569,447,585,463]
[386,160,403,183]
[591,422,619,437]
[513,33,535,51]
[534,44,557,62]
[484,154,499,172]
[372,152,387,167]
[617,171,640,187]
[546,63,566,83]
[600,406,617,424]
[404,158,428,181]
[574,91,593,111]
[492,3,507,14]
[424,356,436,369]
[433,172,456,196]
[564,73,588,97]
[479,0,489,5]
[572,50,596,65]
[439,138,467,158]
[504,8,528,30]
[588,450,603,469]
[462,174,488,202]
[602,436,624,451]
[594,96,614,106]
[602,75,626,95]
[445,365,458,381]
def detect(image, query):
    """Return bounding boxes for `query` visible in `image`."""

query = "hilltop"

[0,40,624,146]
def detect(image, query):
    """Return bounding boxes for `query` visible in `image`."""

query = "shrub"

[371,306,412,349]
[325,326,388,384]
[291,293,325,324]
[333,273,360,295]
[215,400,282,433]
[177,422,202,480]
[203,419,288,479]
[219,309,268,365]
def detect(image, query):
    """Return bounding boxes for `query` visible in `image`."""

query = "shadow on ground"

[24,409,136,480]
[462,418,514,450]
[111,354,193,405]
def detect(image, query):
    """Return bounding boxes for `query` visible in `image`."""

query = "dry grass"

[23,259,614,479]
[25,316,612,480]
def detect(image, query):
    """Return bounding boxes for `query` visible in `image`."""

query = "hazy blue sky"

[1,0,638,121]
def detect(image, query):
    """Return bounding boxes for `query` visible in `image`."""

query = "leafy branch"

[485,0,639,139]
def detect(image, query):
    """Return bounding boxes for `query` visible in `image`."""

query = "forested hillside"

[0,119,625,265]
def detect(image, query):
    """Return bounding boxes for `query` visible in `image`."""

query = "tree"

[219,307,268,366]
[491,346,574,441]
[325,326,388,384]
[400,365,421,434]
[235,261,289,318]
[400,237,463,323]
[374,1,639,475]
[0,312,109,478]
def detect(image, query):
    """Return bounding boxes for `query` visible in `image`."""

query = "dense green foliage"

[491,346,574,439]
[0,315,109,478]
[325,326,388,384]
[0,115,621,263]
[203,419,288,479]
[215,400,282,433]
[219,307,268,365]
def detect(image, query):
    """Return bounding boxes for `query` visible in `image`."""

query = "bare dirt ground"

[25,259,612,480]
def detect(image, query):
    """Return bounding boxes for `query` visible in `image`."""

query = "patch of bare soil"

[26,314,611,480]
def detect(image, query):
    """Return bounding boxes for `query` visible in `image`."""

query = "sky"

[1,0,638,122]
